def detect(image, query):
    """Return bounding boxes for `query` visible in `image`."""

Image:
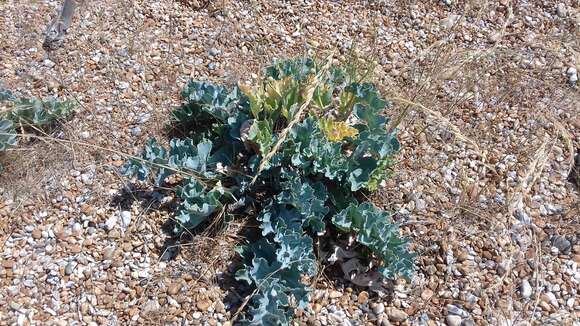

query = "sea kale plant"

[122,57,415,324]
[0,84,76,152]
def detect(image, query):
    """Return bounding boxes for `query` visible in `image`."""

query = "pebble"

[121,211,131,228]
[386,307,407,322]
[556,3,567,17]
[542,292,559,307]
[372,302,385,315]
[521,279,532,299]
[65,262,74,275]
[105,215,118,231]
[32,229,42,239]
[130,126,142,136]
[552,236,571,254]
[72,223,83,234]
[43,59,55,68]
[447,304,469,318]
[358,291,369,304]
[143,299,160,314]
[421,288,434,301]
[566,67,577,84]
[446,315,462,326]
[209,48,220,56]
[197,299,212,312]
[329,290,343,299]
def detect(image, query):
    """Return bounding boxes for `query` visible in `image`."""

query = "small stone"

[2,260,15,268]
[130,126,142,136]
[446,315,462,326]
[103,246,115,260]
[462,319,476,326]
[196,299,211,311]
[566,67,578,84]
[121,211,131,228]
[358,291,369,304]
[105,215,117,231]
[514,209,531,224]
[44,59,55,68]
[566,298,575,308]
[136,113,151,124]
[32,229,42,239]
[214,300,225,313]
[415,197,426,211]
[520,279,532,299]
[72,223,82,234]
[421,288,434,301]
[447,304,469,317]
[372,302,385,315]
[386,307,406,322]
[168,282,181,296]
[143,299,160,314]
[192,312,202,319]
[329,290,342,299]
[209,48,220,56]
[64,262,74,275]
[542,292,559,307]
[552,236,571,254]
[556,3,567,17]
[118,81,129,90]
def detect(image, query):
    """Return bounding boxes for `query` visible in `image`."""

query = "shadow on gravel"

[567,149,579,191]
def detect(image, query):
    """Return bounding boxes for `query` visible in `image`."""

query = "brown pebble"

[1,260,15,269]
[196,299,211,312]
[358,291,369,304]
[32,229,42,239]
[168,282,182,296]
[421,288,434,301]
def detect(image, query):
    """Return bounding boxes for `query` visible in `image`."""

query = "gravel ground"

[0,0,579,325]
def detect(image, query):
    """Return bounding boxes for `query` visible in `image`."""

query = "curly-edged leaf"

[277,171,329,234]
[319,117,359,142]
[121,138,168,183]
[173,178,223,233]
[265,57,316,81]
[168,138,213,175]
[332,202,415,279]
[122,137,218,186]
[286,117,349,180]
[257,204,318,276]
[0,85,16,102]
[0,119,17,151]
[248,119,273,155]
[9,97,75,126]
[236,238,311,325]
[174,81,242,128]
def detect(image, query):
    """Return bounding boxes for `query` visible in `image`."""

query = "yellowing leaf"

[338,91,355,117]
[239,83,264,118]
[320,118,358,142]
[265,76,294,100]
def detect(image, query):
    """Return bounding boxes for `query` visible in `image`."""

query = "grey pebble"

[446,315,462,326]
[65,262,74,275]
